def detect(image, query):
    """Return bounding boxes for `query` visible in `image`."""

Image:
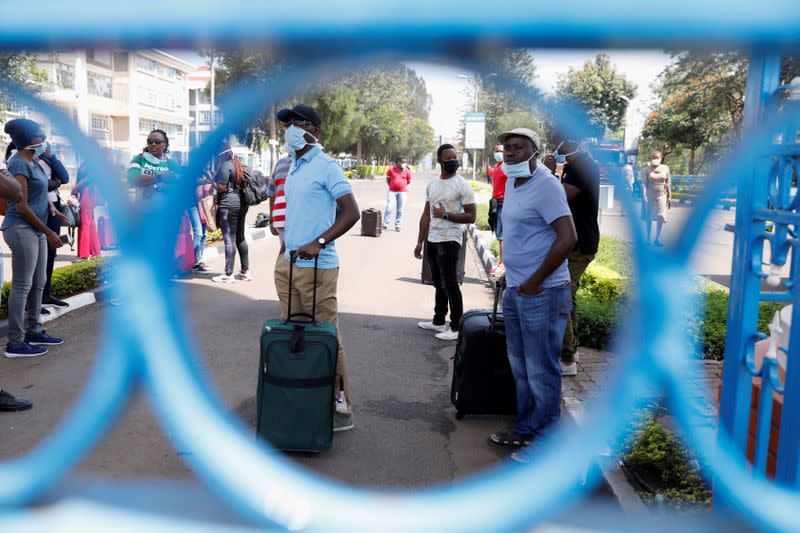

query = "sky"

[170,49,673,148]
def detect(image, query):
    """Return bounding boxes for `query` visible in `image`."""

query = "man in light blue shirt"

[273,104,361,432]
[489,128,577,462]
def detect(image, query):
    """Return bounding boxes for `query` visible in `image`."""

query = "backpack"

[240,168,270,206]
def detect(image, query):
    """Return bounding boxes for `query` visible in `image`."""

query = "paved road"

[0,171,526,489]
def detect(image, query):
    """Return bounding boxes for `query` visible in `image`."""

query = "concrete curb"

[467,224,498,284]
[562,395,648,513]
[0,226,270,338]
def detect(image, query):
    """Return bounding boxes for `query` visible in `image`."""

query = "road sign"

[464,112,485,150]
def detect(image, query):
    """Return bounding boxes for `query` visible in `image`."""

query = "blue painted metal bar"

[719,51,781,455]
[0,1,798,50]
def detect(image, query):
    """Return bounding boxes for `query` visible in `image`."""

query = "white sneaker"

[212,274,236,283]
[418,321,447,333]
[561,361,578,376]
[235,271,252,281]
[435,329,459,341]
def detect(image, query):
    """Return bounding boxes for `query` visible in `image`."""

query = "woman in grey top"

[2,118,66,358]
[212,143,250,283]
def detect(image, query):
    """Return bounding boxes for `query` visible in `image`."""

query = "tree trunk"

[269,104,278,172]
[688,148,696,176]
[356,133,363,165]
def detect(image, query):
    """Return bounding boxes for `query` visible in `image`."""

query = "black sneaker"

[42,296,69,308]
[0,389,32,411]
[490,427,532,447]
[40,307,50,316]
[193,263,212,273]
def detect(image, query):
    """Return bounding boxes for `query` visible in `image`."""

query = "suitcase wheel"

[455,411,465,420]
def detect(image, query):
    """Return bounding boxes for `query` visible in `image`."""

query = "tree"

[556,53,636,137]
[457,49,544,167]
[209,53,435,164]
[0,52,49,116]
[641,52,800,174]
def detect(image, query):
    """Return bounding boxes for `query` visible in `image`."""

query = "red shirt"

[386,166,412,192]
[489,162,507,199]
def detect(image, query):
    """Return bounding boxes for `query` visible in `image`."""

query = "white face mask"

[501,152,537,179]
[493,152,503,162]
[652,159,661,166]
[400,163,407,169]
[284,124,317,152]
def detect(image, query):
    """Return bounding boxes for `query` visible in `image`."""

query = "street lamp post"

[458,74,480,181]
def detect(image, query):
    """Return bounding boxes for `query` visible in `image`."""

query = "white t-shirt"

[426,174,475,244]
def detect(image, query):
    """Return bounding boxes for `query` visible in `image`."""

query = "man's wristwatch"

[441,212,449,220]
[317,237,327,248]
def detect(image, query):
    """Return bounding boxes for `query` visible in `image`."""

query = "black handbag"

[58,201,80,228]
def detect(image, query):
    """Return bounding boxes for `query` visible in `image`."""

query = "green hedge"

[1,257,109,319]
[618,408,712,507]
[486,234,784,359]
[476,203,490,231]
[206,228,222,245]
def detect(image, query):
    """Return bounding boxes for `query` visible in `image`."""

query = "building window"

[157,93,175,111]
[215,111,223,124]
[199,111,211,125]
[87,49,112,67]
[91,114,110,131]
[197,91,210,104]
[56,63,75,90]
[87,72,112,98]
[198,131,210,144]
[136,55,163,76]
[113,52,129,72]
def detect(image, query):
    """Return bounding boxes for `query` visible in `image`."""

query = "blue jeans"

[188,206,206,264]
[382,191,406,227]
[503,283,572,437]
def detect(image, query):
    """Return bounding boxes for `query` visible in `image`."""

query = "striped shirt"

[268,155,291,230]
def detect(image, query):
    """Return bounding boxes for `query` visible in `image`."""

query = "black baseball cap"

[276,104,322,128]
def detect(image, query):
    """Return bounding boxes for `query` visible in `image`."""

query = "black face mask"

[441,160,459,174]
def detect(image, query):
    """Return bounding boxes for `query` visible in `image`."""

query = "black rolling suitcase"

[361,208,382,237]
[450,288,516,419]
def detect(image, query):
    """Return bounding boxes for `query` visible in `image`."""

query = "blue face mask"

[284,124,316,152]
[28,143,47,157]
[501,152,537,179]
[552,141,566,164]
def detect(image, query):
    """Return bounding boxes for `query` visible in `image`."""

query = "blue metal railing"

[0,1,797,531]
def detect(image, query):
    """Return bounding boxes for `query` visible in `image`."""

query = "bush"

[594,235,633,277]
[575,293,620,350]
[489,238,500,259]
[0,257,109,319]
[354,165,373,178]
[619,409,712,508]
[470,180,492,194]
[206,229,222,245]
[476,203,490,230]
[580,263,627,302]
[344,170,353,179]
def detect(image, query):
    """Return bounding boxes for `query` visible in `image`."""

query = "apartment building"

[32,49,194,176]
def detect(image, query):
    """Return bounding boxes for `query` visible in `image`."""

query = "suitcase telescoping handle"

[490,284,502,333]
[285,251,319,325]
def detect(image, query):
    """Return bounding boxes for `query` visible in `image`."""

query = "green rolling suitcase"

[256,254,339,452]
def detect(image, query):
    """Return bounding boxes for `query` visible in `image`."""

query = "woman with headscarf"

[2,118,65,358]
[74,161,101,260]
[212,144,250,283]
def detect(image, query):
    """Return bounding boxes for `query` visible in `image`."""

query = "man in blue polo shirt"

[489,128,577,462]
[273,104,361,432]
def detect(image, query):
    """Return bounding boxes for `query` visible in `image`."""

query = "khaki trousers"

[560,249,595,364]
[274,253,352,414]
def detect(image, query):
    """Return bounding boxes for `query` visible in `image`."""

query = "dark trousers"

[427,240,464,331]
[218,205,249,276]
[43,211,61,300]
